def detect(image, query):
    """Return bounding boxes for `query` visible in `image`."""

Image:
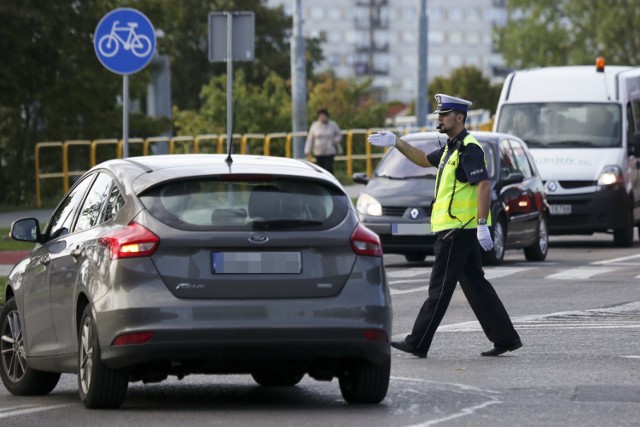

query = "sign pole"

[226,12,233,156]
[123,75,130,158]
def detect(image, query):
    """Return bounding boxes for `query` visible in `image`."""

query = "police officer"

[367,94,522,358]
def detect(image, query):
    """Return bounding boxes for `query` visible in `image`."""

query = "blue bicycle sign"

[94,8,156,75]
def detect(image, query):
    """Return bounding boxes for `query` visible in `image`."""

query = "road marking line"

[387,268,428,279]
[621,356,640,359]
[391,377,502,427]
[592,253,640,265]
[0,404,74,419]
[483,267,531,280]
[391,285,429,295]
[545,267,615,280]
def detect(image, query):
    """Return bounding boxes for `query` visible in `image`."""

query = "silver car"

[1,154,392,408]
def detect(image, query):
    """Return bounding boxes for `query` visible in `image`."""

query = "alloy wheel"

[1,310,26,383]
[79,316,94,394]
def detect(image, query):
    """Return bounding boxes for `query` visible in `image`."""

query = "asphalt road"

[1,233,639,426]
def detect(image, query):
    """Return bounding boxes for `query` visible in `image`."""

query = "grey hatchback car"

[1,154,392,408]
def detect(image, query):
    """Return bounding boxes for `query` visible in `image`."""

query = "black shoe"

[481,340,523,357]
[391,340,427,358]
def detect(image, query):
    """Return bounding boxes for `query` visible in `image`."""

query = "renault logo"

[410,208,419,219]
[248,234,269,244]
[545,181,558,192]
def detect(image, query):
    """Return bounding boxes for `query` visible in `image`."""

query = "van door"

[628,100,640,223]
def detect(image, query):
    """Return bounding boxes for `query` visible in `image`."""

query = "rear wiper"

[252,219,323,229]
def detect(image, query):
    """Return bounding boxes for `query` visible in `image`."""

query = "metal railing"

[34,122,493,207]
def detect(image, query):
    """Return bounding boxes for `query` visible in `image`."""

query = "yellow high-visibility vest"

[431,134,491,232]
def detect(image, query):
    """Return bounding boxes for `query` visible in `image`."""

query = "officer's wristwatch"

[478,218,487,225]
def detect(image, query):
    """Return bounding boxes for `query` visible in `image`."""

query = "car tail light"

[363,329,388,342]
[112,331,154,346]
[350,224,383,257]
[99,222,160,259]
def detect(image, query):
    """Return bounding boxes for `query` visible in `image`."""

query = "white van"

[493,61,640,246]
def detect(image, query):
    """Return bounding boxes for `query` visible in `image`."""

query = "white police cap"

[433,94,473,113]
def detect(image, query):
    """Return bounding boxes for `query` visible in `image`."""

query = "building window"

[404,7,416,21]
[430,7,443,20]
[310,7,324,20]
[430,31,444,44]
[449,7,462,21]
[449,55,462,67]
[402,31,416,43]
[327,31,342,44]
[466,32,479,45]
[328,53,341,67]
[449,32,463,44]
[429,54,444,66]
[465,55,479,67]
[466,7,479,22]
[328,8,341,20]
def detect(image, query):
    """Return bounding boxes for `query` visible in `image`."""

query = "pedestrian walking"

[367,94,522,358]
[304,108,342,174]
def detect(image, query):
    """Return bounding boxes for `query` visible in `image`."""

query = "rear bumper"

[101,327,390,369]
[364,222,436,255]
[547,188,629,234]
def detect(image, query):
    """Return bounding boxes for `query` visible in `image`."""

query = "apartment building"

[267,0,508,102]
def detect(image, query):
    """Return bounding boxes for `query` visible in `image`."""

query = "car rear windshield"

[139,177,350,231]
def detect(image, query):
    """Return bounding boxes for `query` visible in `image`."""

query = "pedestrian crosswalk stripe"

[483,267,531,280]
[545,267,615,280]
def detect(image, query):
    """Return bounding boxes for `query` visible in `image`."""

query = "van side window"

[629,100,640,136]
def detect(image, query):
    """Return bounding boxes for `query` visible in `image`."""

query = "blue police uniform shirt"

[426,130,489,184]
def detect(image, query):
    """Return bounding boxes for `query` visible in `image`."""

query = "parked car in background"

[353,131,549,265]
[1,154,392,409]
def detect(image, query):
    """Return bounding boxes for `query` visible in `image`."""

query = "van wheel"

[0,298,61,395]
[482,218,505,266]
[524,215,549,261]
[613,209,634,247]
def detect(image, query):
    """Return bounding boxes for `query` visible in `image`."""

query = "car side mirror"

[501,172,524,186]
[352,172,370,184]
[10,218,42,243]
[628,133,640,156]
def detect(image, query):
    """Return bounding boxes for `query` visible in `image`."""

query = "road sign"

[208,12,255,62]
[94,8,156,75]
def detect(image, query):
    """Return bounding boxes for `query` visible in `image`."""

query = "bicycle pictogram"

[97,21,152,58]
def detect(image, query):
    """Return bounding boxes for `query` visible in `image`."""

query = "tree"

[140,0,324,111]
[428,66,502,114]
[173,70,292,137]
[307,73,388,129]
[499,0,640,69]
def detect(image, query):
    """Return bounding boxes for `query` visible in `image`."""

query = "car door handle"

[40,254,51,265]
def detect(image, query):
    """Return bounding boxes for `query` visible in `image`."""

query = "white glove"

[367,131,396,147]
[477,225,493,251]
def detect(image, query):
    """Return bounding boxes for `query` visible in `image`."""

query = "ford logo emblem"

[248,234,269,244]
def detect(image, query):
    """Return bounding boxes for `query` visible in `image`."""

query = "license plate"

[212,252,301,274]
[550,204,572,215]
[392,223,432,235]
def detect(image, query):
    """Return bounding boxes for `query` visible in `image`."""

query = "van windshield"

[496,103,622,149]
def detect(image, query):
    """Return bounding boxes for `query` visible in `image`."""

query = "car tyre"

[0,298,61,395]
[482,218,506,266]
[524,215,549,261]
[404,253,427,262]
[339,356,390,404]
[251,371,304,387]
[613,208,634,247]
[78,306,129,409]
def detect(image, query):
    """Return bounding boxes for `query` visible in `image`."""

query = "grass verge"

[0,227,35,251]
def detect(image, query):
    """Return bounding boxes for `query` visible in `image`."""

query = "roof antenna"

[225,99,237,166]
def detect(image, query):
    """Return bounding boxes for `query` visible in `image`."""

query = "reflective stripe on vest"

[431,134,491,232]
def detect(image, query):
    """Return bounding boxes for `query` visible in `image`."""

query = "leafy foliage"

[428,66,502,114]
[499,0,640,68]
